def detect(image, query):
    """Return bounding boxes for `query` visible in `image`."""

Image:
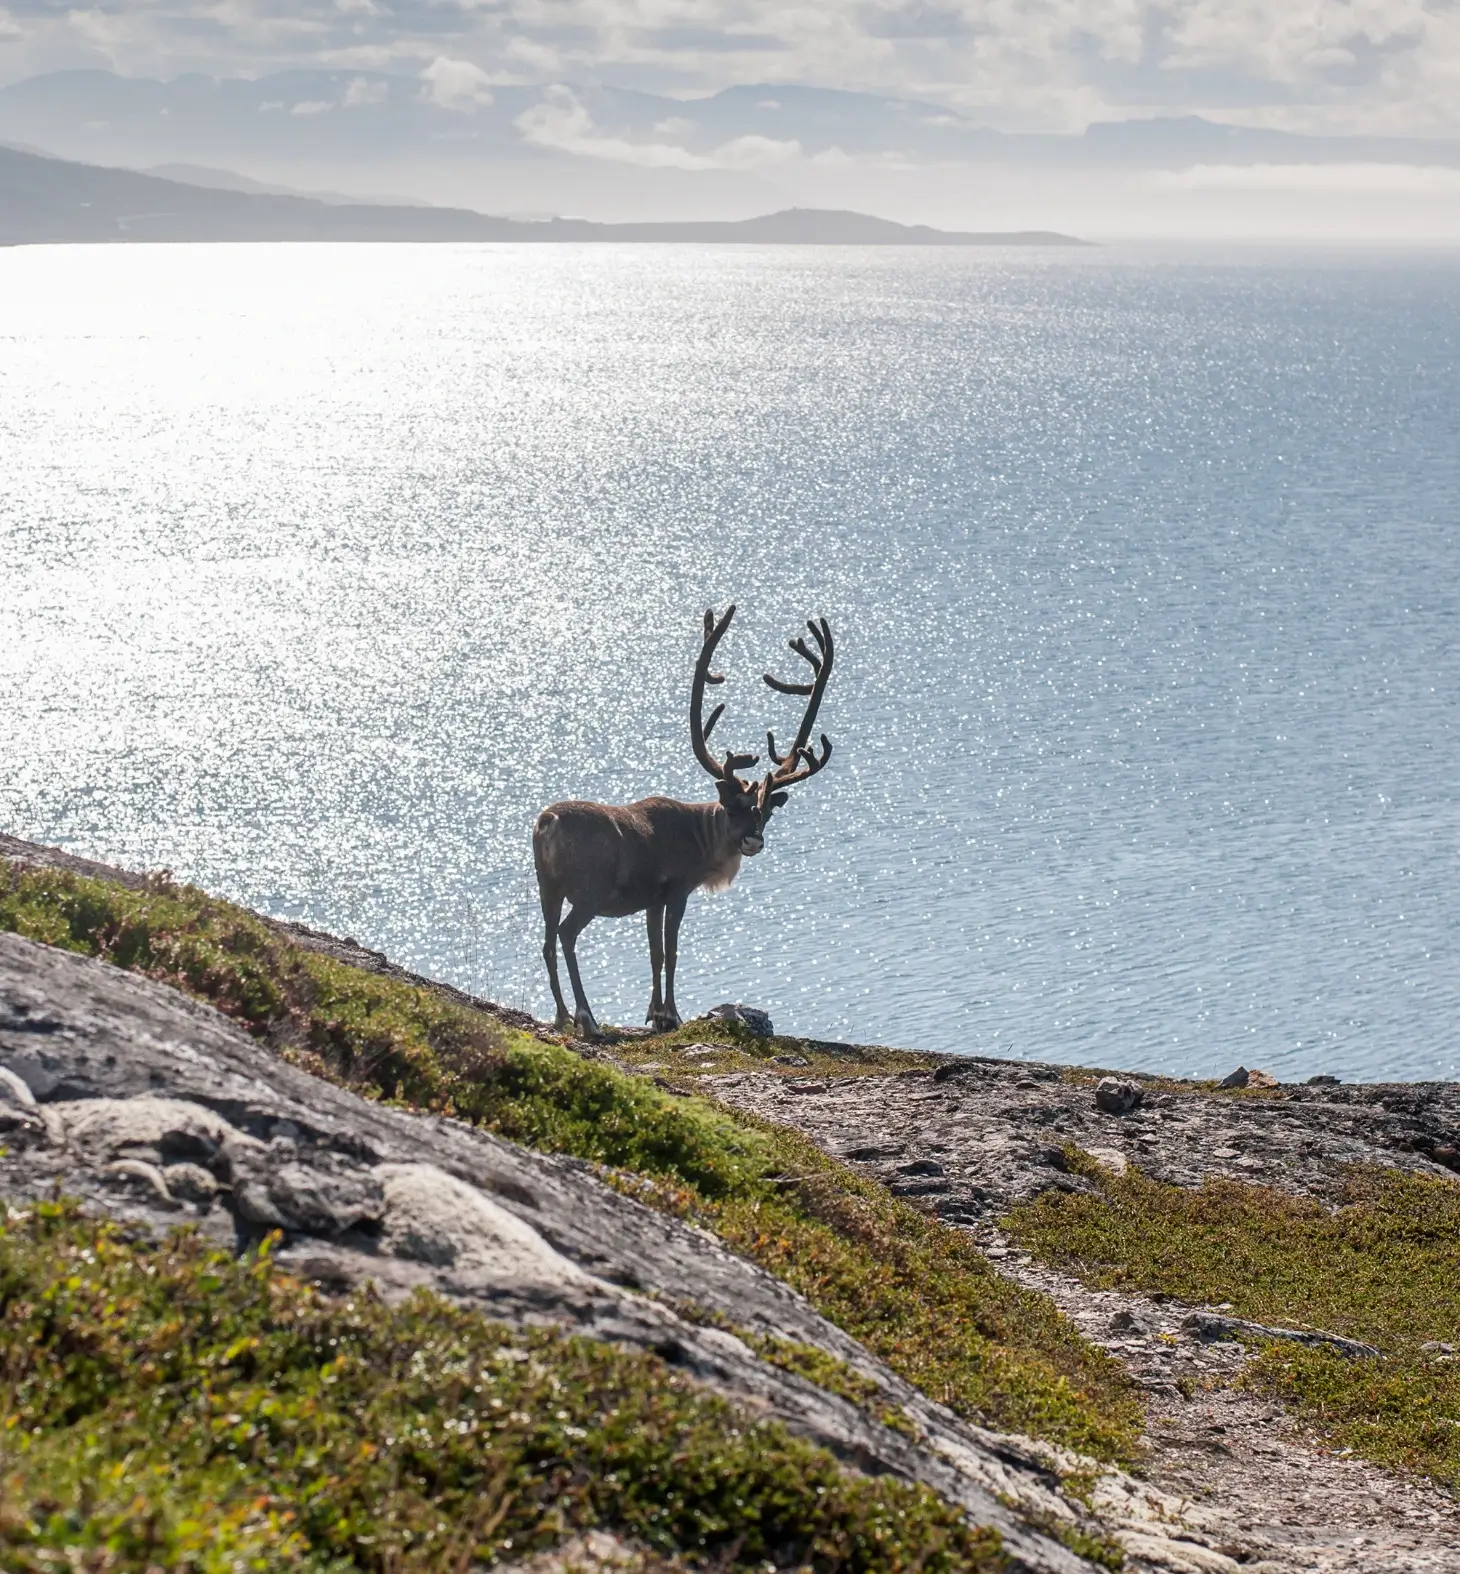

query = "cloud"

[1154,161,1460,193]
[0,0,1458,137]
[713,133,802,168]
[516,85,716,167]
[342,75,388,106]
[420,55,494,110]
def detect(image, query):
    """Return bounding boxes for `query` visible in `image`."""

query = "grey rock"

[1094,1078,1144,1115]
[706,1003,774,1038]
[896,1158,946,1177]
[1219,1067,1250,1089]
[770,1053,810,1067]
[1182,1312,1380,1360]
[1307,1075,1340,1086]
[1109,1308,1155,1336]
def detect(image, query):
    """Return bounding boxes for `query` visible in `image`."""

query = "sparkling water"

[2,241,1457,1082]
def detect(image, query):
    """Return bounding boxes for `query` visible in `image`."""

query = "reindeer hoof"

[648,1009,681,1033]
[573,1010,603,1041]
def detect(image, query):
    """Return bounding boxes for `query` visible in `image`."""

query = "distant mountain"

[144,163,430,207]
[0,146,1085,246]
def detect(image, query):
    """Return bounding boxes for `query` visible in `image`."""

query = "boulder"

[706,1003,774,1038]
[1094,1078,1144,1115]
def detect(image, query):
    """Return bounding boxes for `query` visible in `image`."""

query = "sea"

[2,241,1457,1083]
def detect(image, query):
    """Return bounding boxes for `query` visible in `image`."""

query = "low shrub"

[0,1202,1006,1573]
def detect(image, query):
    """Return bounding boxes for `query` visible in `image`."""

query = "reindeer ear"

[765,791,790,810]
[714,778,744,806]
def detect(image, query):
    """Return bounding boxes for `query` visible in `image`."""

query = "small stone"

[1085,1146,1129,1175]
[1110,1308,1155,1335]
[164,1162,220,1204]
[706,1003,774,1039]
[1307,1074,1340,1086]
[770,1054,810,1067]
[1421,1341,1457,1355]
[1094,1078,1144,1115]
[783,1080,827,1096]
[1219,1067,1250,1089]
[895,1158,946,1177]
[1014,1078,1040,1090]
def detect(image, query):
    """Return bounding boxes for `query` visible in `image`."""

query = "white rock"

[376,1163,591,1286]
[0,1065,38,1107]
[58,1096,251,1163]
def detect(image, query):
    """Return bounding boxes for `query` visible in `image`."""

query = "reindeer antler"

[762,616,835,793]
[691,606,760,783]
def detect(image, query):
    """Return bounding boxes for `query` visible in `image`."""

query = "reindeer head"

[690,605,836,855]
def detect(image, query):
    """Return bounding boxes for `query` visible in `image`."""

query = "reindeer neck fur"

[700,810,744,891]
[681,799,744,893]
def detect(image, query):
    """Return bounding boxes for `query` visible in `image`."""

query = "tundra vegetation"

[2,854,1458,1564]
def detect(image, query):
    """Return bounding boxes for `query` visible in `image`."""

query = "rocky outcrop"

[0,929,1099,1574]
[706,1056,1460,1228]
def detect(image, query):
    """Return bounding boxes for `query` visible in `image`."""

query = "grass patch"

[1006,1157,1460,1487]
[0,857,1139,1466]
[0,1200,1007,1573]
[629,1019,941,1079]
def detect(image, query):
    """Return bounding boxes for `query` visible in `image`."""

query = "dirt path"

[703,1060,1460,1574]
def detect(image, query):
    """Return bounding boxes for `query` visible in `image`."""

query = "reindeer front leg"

[660,887,690,1030]
[558,903,601,1040]
[646,901,669,1029]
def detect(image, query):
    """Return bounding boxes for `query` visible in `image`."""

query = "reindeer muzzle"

[739,834,764,856]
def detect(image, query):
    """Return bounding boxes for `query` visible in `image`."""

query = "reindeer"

[533,605,835,1038]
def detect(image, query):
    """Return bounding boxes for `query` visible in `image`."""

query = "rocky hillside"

[2,831,1458,1573]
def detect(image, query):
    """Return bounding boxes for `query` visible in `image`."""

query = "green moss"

[0,1201,1007,1573]
[0,858,1139,1466]
[632,1018,941,1079]
[1006,1159,1460,1487]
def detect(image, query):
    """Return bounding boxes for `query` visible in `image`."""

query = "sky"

[3,0,1459,138]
